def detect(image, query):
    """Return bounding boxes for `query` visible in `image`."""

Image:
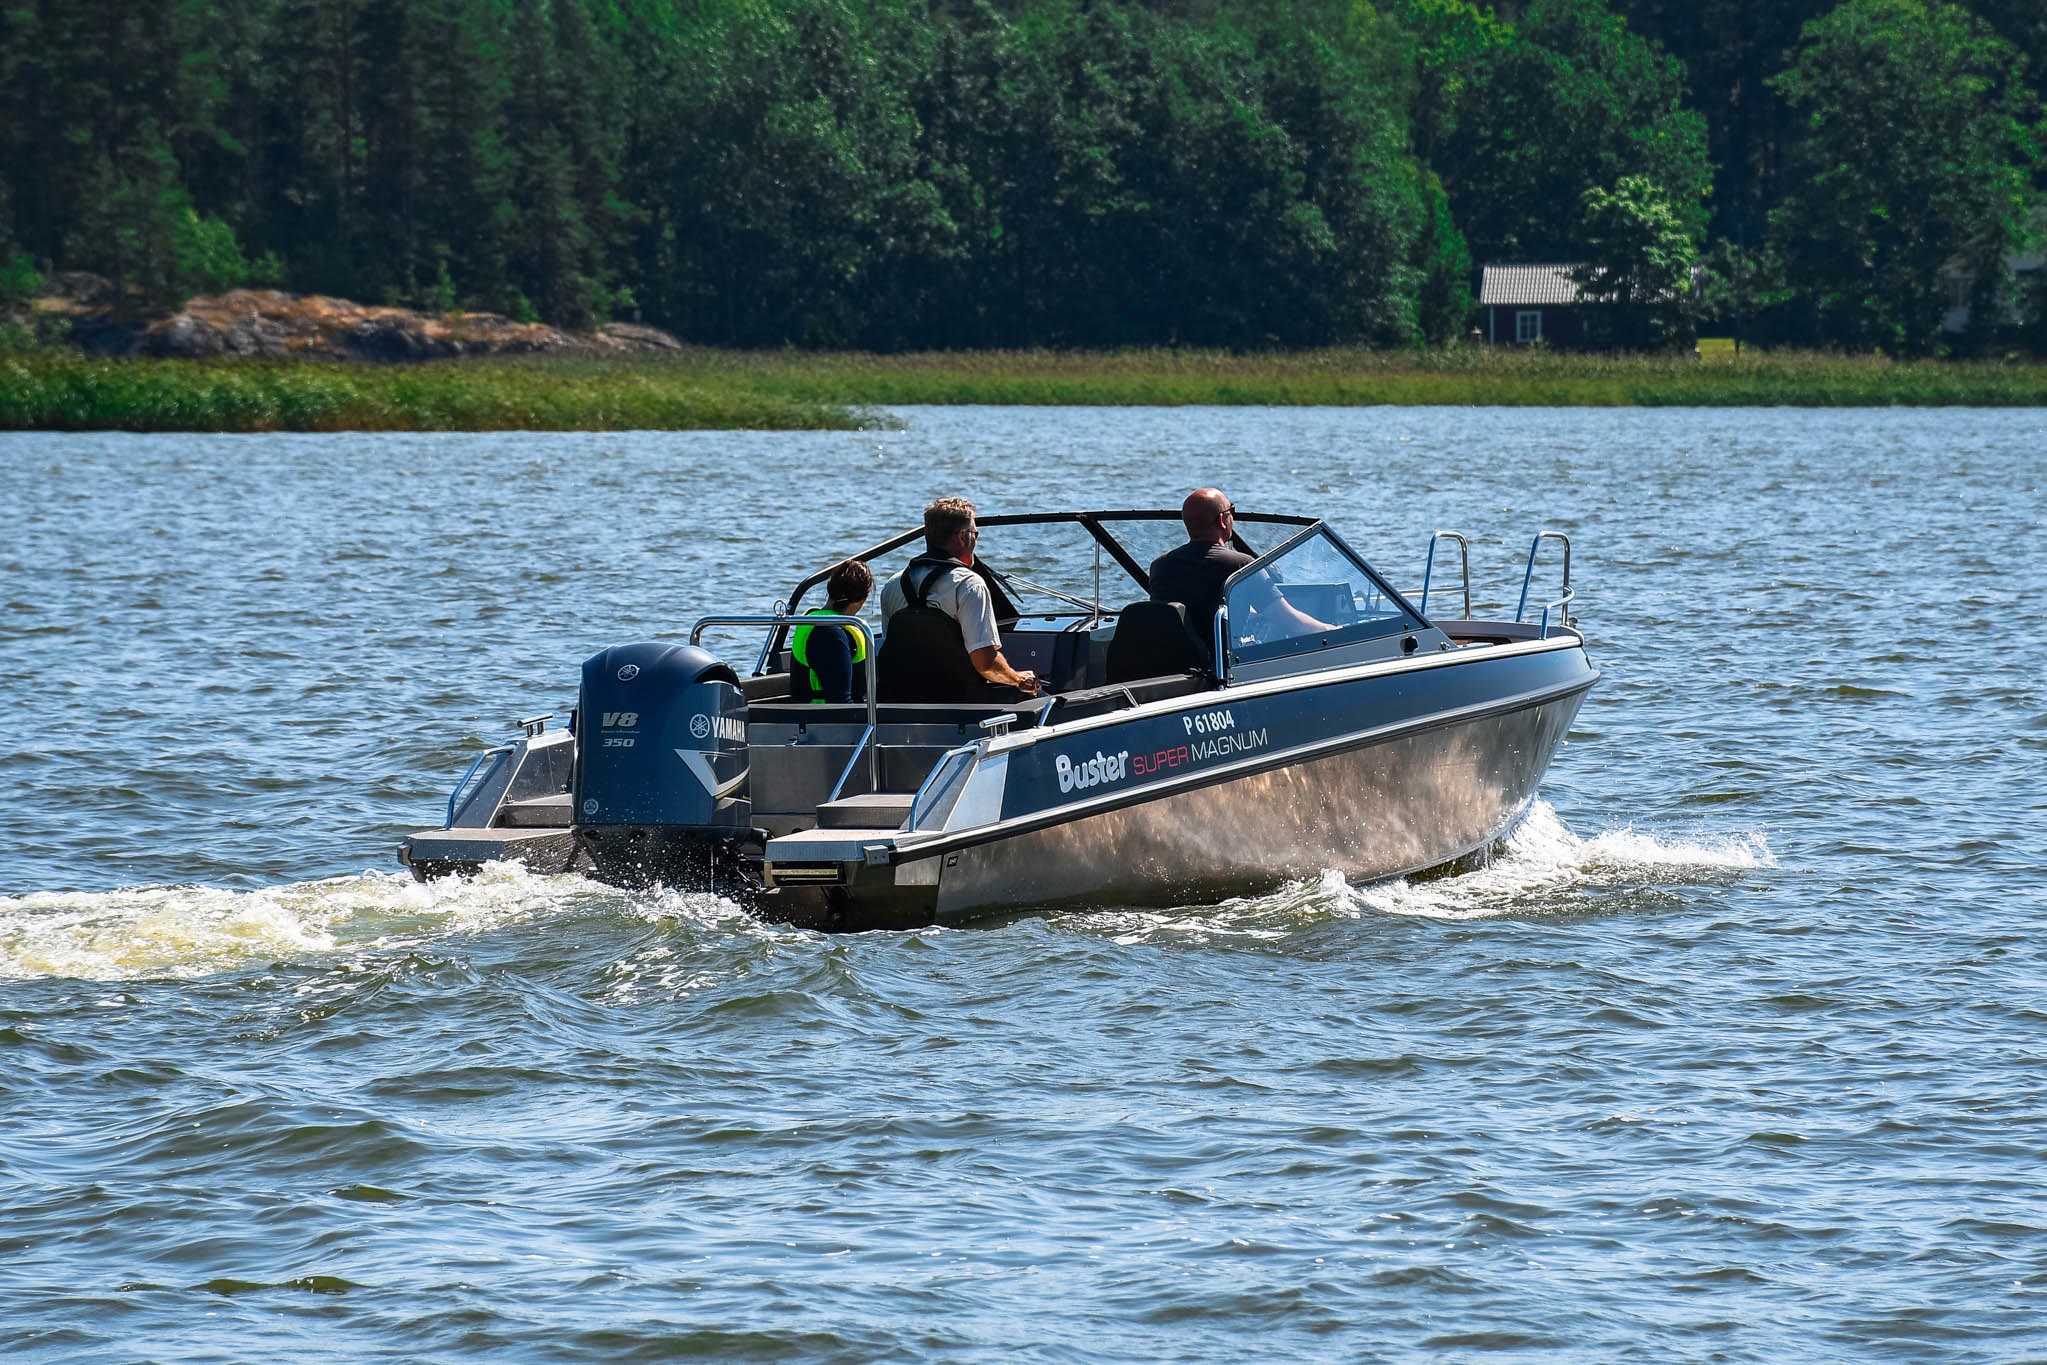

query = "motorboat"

[399,511,1598,929]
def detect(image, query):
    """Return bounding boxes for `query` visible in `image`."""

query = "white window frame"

[1515,310,1543,343]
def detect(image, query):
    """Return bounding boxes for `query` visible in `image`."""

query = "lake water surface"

[2,408,2044,1360]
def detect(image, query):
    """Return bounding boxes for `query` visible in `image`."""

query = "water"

[1,408,2042,1360]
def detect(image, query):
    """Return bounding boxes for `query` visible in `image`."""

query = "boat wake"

[1064,801,1773,944]
[1342,800,1774,922]
[0,863,749,982]
[3,804,1771,978]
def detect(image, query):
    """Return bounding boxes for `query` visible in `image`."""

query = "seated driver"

[879,497,1041,696]
[1150,487,1332,652]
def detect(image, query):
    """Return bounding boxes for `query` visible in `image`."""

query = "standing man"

[879,497,1041,696]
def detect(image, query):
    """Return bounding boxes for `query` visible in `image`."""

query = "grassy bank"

[718,345,2047,408]
[0,353,871,432]
[8,346,2047,432]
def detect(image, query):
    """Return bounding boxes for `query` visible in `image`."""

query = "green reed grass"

[713,346,2047,408]
[0,354,871,432]
[7,347,2047,433]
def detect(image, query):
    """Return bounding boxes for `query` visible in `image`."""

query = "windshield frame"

[1214,520,1438,682]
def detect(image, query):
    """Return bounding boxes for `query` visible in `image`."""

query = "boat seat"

[742,670,793,701]
[876,605,1023,704]
[1104,600,1209,684]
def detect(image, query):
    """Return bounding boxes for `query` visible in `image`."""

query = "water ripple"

[3,411,2044,1359]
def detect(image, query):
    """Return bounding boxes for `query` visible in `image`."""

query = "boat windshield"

[1222,525,1422,668]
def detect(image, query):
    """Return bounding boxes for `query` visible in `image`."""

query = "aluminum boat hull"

[933,691,1580,917]
[756,634,1596,929]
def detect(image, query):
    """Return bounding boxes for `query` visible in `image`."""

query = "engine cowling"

[574,642,750,838]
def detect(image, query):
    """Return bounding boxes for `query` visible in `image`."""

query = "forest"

[0,0,2041,355]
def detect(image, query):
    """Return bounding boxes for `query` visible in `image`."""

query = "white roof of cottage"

[1478,264,1590,307]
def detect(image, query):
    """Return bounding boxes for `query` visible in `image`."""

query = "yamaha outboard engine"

[573,642,752,885]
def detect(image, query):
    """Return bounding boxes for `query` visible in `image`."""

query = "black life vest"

[876,558,989,702]
[900,556,961,609]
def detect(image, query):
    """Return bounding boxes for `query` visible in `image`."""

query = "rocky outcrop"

[135,290,685,361]
[57,286,684,362]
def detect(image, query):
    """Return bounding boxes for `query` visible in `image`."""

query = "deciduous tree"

[1415,0,1709,268]
[1768,0,2043,353]
[1571,173,1697,347]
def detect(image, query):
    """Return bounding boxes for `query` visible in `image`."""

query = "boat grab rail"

[1514,531,1575,638]
[904,694,1055,828]
[445,745,512,829]
[1419,531,1473,621]
[691,612,879,793]
[829,725,875,804]
[908,740,983,830]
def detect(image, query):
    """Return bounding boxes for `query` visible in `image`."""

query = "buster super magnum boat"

[400,511,1597,929]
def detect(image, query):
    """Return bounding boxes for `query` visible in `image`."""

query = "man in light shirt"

[878,497,1041,696]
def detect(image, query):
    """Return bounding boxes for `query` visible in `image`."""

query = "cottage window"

[1948,275,1971,310]
[1516,310,1543,343]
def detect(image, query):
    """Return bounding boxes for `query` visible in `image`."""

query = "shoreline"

[8,347,2047,432]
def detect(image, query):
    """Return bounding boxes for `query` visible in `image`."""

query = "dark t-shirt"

[1147,540,1253,644]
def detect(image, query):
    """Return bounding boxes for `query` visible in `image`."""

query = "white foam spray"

[1342,800,1774,922]
[0,862,603,981]
[1061,801,1773,943]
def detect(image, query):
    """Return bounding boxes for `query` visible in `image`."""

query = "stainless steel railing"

[1514,531,1575,638]
[690,612,879,792]
[444,746,510,828]
[907,741,981,830]
[1419,530,1472,621]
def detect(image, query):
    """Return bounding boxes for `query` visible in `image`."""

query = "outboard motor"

[573,642,751,885]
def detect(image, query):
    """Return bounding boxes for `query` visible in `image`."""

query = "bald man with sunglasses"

[1149,488,1329,657]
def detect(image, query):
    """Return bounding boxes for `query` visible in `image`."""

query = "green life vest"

[790,607,867,703]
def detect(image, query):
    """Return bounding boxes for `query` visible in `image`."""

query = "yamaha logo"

[581,797,599,815]
[689,713,746,743]
[616,664,640,682]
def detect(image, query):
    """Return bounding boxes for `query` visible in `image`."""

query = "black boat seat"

[875,606,1022,704]
[1105,600,1209,684]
